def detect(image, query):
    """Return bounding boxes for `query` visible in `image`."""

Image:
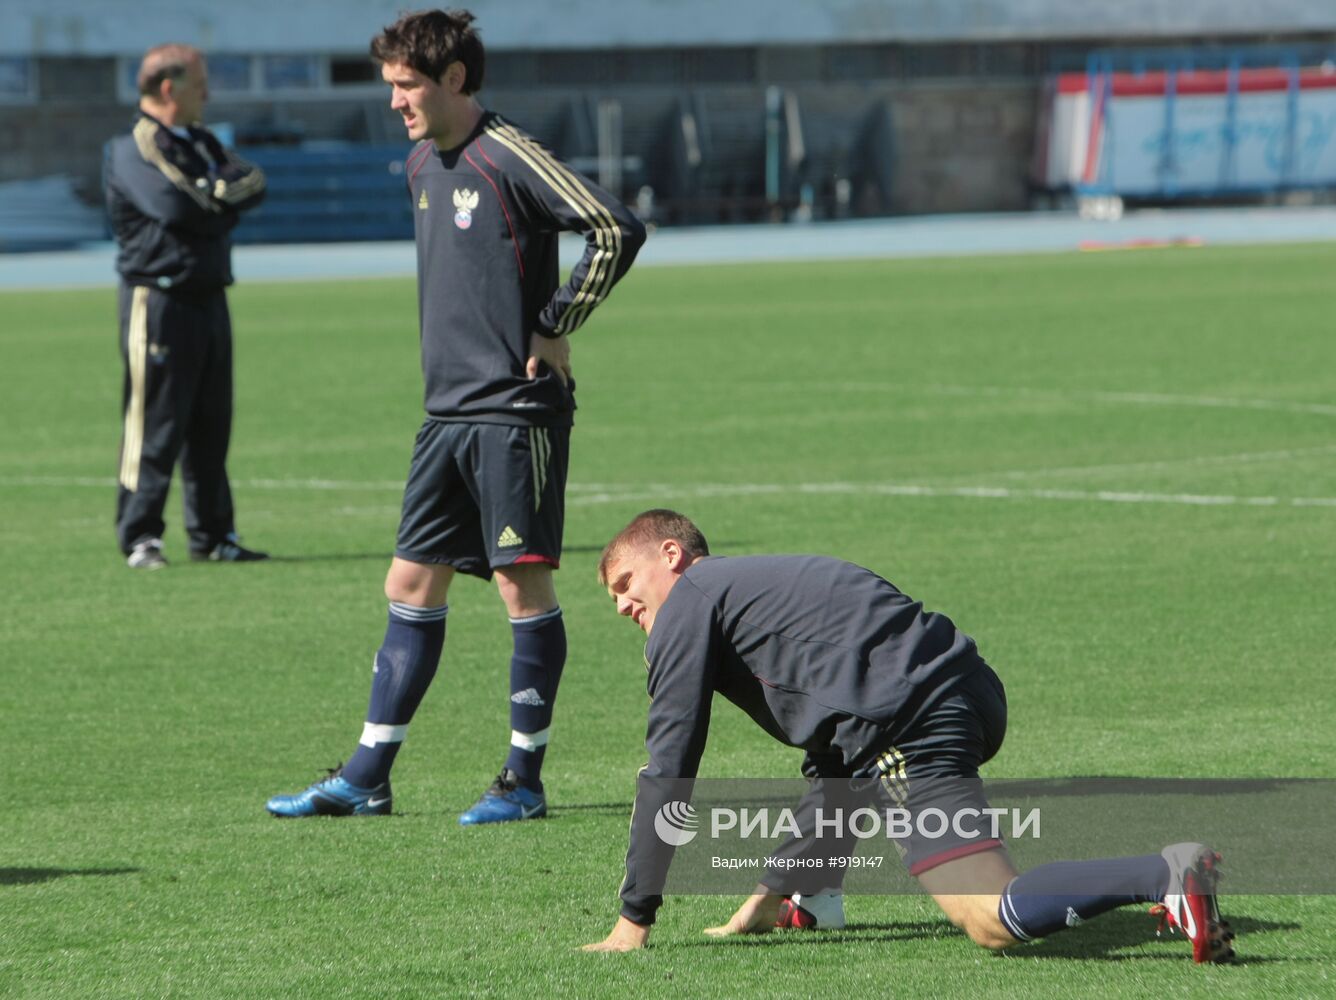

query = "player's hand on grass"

[527,331,572,387]
[703,890,783,937]
[581,915,651,952]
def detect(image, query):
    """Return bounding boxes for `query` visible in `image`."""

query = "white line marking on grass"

[5,475,119,488]
[773,383,1336,420]
[942,444,1336,483]
[1087,390,1336,419]
[231,477,409,491]
[566,482,1336,509]
[3,475,405,491]
[9,476,1336,510]
[922,384,1336,419]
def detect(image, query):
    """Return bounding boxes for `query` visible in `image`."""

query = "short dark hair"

[137,43,199,97]
[370,8,485,93]
[597,509,711,584]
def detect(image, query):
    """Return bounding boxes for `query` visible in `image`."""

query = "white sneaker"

[775,891,845,929]
[127,538,168,570]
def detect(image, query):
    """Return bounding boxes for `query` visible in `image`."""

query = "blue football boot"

[266,766,392,818]
[458,768,546,826]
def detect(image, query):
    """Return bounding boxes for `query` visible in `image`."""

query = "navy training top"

[406,111,646,427]
[619,555,986,925]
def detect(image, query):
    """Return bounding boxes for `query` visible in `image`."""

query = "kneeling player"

[580,510,1234,963]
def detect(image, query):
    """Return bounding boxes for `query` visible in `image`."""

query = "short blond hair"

[597,509,710,584]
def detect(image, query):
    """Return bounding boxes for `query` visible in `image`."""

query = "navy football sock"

[997,855,1171,941]
[341,602,447,789]
[502,607,566,793]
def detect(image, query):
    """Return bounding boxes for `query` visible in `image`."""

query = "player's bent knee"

[965,919,1019,951]
[964,906,1020,950]
[942,907,1015,951]
[929,890,1017,951]
[383,567,415,603]
[385,558,452,606]
[494,563,557,617]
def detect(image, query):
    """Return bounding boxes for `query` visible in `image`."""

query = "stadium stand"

[2,0,1334,247]
[233,145,414,244]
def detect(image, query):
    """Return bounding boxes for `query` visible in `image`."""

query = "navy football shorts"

[395,420,569,579]
[856,660,1010,876]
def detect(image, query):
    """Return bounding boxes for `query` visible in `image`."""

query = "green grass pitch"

[2,242,1335,997]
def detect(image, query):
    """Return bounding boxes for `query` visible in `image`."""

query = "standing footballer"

[267,9,645,824]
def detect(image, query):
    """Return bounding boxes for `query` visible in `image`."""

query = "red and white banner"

[1035,67,1336,195]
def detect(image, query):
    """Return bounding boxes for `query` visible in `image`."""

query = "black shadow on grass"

[549,802,634,815]
[677,912,1299,964]
[995,776,1306,797]
[1,867,141,886]
[396,803,633,819]
[1017,910,1298,963]
[235,553,390,564]
[676,920,947,948]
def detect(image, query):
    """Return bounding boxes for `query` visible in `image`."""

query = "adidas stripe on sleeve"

[483,119,646,337]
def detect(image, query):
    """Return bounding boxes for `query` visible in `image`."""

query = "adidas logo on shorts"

[497,525,524,547]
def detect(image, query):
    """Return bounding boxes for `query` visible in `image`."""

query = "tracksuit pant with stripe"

[115,282,236,555]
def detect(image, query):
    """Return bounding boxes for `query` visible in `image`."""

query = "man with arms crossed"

[105,44,268,569]
[267,10,645,824]
[582,509,1233,964]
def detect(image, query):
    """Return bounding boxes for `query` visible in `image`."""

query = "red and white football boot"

[1149,842,1235,963]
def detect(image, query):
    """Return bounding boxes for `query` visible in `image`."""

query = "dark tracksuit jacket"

[106,111,265,293]
[405,111,646,428]
[619,555,989,925]
[103,111,265,552]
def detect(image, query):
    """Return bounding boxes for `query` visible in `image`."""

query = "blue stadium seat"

[234,145,416,244]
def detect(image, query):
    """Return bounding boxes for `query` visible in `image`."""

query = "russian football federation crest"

[453,188,479,229]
